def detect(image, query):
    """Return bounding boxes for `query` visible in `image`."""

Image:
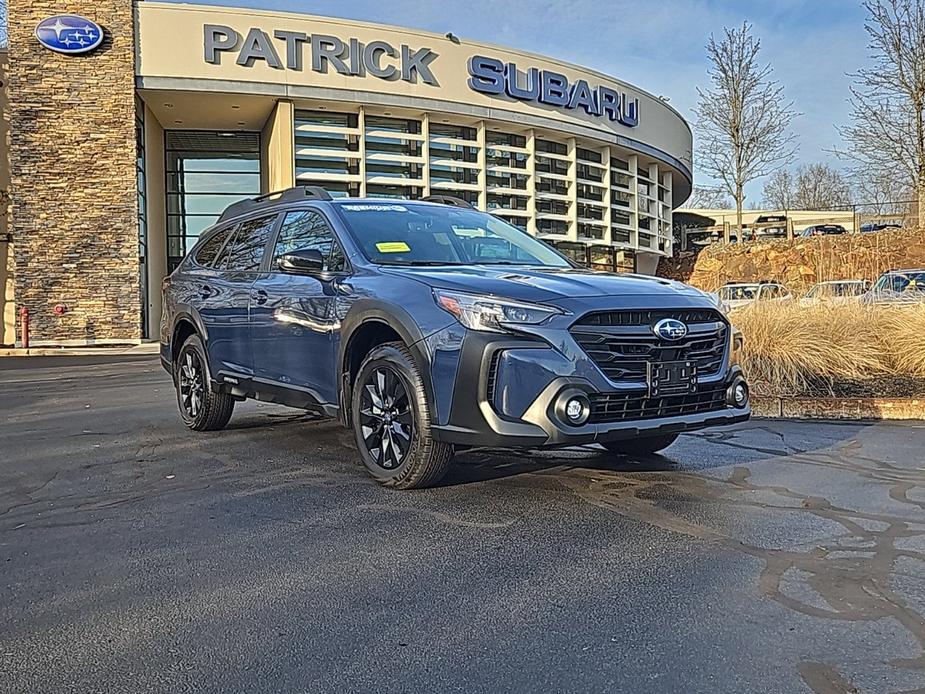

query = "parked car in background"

[860,222,902,233]
[752,214,788,239]
[800,280,871,306]
[160,186,750,489]
[718,281,793,310]
[863,268,925,304]
[800,224,848,237]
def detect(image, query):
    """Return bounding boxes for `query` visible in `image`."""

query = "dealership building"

[1,1,693,346]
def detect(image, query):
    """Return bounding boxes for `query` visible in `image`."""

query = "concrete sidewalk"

[0,342,160,358]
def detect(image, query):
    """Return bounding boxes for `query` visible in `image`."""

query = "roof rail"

[218,186,333,222]
[419,195,474,209]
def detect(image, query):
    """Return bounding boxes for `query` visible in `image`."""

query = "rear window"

[223,214,278,272]
[194,227,234,267]
[719,286,758,300]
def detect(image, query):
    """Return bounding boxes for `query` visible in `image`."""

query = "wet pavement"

[1,355,924,693]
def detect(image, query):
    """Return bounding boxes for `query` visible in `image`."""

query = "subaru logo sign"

[653,318,688,341]
[35,15,104,55]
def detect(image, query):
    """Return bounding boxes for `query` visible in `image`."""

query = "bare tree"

[793,164,853,209]
[694,23,799,233]
[763,164,853,210]
[851,169,914,214]
[685,185,732,208]
[762,169,795,210]
[835,0,925,223]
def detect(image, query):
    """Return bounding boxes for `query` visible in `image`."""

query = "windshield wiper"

[379,260,466,266]
[474,261,561,268]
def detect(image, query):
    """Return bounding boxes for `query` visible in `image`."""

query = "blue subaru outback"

[161,186,749,488]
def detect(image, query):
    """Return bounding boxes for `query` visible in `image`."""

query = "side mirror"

[277,248,325,274]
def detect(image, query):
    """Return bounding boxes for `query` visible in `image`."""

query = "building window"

[537,218,569,235]
[576,164,603,182]
[556,242,589,265]
[537,178,569,196]
[616,250,636,273]
[295,110,360,187]
[578,223,605,240]
[537,198,568,216]
[536,156,569,176]
[577,147,602,163]
[536,139,567,156]
[612,228,632,244]
[365,115,423,185]
[577,184,604,202]
[165,131,261,271]
[486,148,527,169]
[366,184,422,199]
[577,203,604,221]
[590,246,614,271]
[487,172,528,190]
[487,194,528,211]
[136,106,148,337]
[486,131,526,148]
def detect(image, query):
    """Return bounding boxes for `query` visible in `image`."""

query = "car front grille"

[570,309,728,384]
[588,384,728,424]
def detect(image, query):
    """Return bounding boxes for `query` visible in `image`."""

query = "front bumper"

[429,328,750,448]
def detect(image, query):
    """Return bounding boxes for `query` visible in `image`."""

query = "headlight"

[433,289,563,333]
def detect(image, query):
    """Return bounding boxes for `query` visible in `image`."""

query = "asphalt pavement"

[2,356,925,693]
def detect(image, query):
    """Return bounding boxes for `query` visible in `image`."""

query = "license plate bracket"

[647,360,697,397]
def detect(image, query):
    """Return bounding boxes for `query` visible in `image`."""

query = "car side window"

[273,210,346,272]
[223,214,278,272]
[194,227,234,268]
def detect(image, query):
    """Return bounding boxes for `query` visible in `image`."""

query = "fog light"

[727,380,749,408]
[557,392,590,426]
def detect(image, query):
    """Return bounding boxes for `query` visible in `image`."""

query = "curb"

[0,344,160,357]
[752,396,925,421]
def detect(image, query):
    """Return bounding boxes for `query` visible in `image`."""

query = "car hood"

[381,265,708,303]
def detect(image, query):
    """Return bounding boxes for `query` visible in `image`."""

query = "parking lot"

[2,356,925,693]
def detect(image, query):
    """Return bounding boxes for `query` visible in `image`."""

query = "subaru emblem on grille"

[652,318,688,341]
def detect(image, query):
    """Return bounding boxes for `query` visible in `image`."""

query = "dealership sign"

[35,15,104,55]
[201,25,639,127]
[204,25,439,85]
[467,56,639,127]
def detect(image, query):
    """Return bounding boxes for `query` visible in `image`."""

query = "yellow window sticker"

[376,242,411,253]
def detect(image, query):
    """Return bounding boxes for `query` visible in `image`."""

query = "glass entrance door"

[165,131,260,271]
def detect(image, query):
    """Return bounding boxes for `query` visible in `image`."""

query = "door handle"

[251,289,268,305]
[198,284,214,298]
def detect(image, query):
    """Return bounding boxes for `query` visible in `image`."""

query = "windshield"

[807,282,865,298]
[719,286,758,301]
[333,203,571,267]
[873,271,925,293]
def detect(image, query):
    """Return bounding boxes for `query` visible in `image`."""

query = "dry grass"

[730,301,925,397]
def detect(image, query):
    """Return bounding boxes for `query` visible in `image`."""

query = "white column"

[358,106,367,198]
[477,121,487,211]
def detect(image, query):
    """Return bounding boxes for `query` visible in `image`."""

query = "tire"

[351,342,453,489]
[601,433,680,456]
[174,334,234,431]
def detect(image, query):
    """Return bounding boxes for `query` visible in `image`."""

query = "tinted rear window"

[194,227,233,267]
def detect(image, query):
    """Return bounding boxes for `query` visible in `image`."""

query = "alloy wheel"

[358,367,413,469]
[178,350,205,419]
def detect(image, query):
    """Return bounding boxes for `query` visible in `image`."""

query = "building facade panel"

[7,0,141,345]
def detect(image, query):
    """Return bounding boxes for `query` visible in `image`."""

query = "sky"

[161,0,872,204]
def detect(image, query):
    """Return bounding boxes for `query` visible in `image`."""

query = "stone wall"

[7,1,140,344]
[658,229,925,293]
